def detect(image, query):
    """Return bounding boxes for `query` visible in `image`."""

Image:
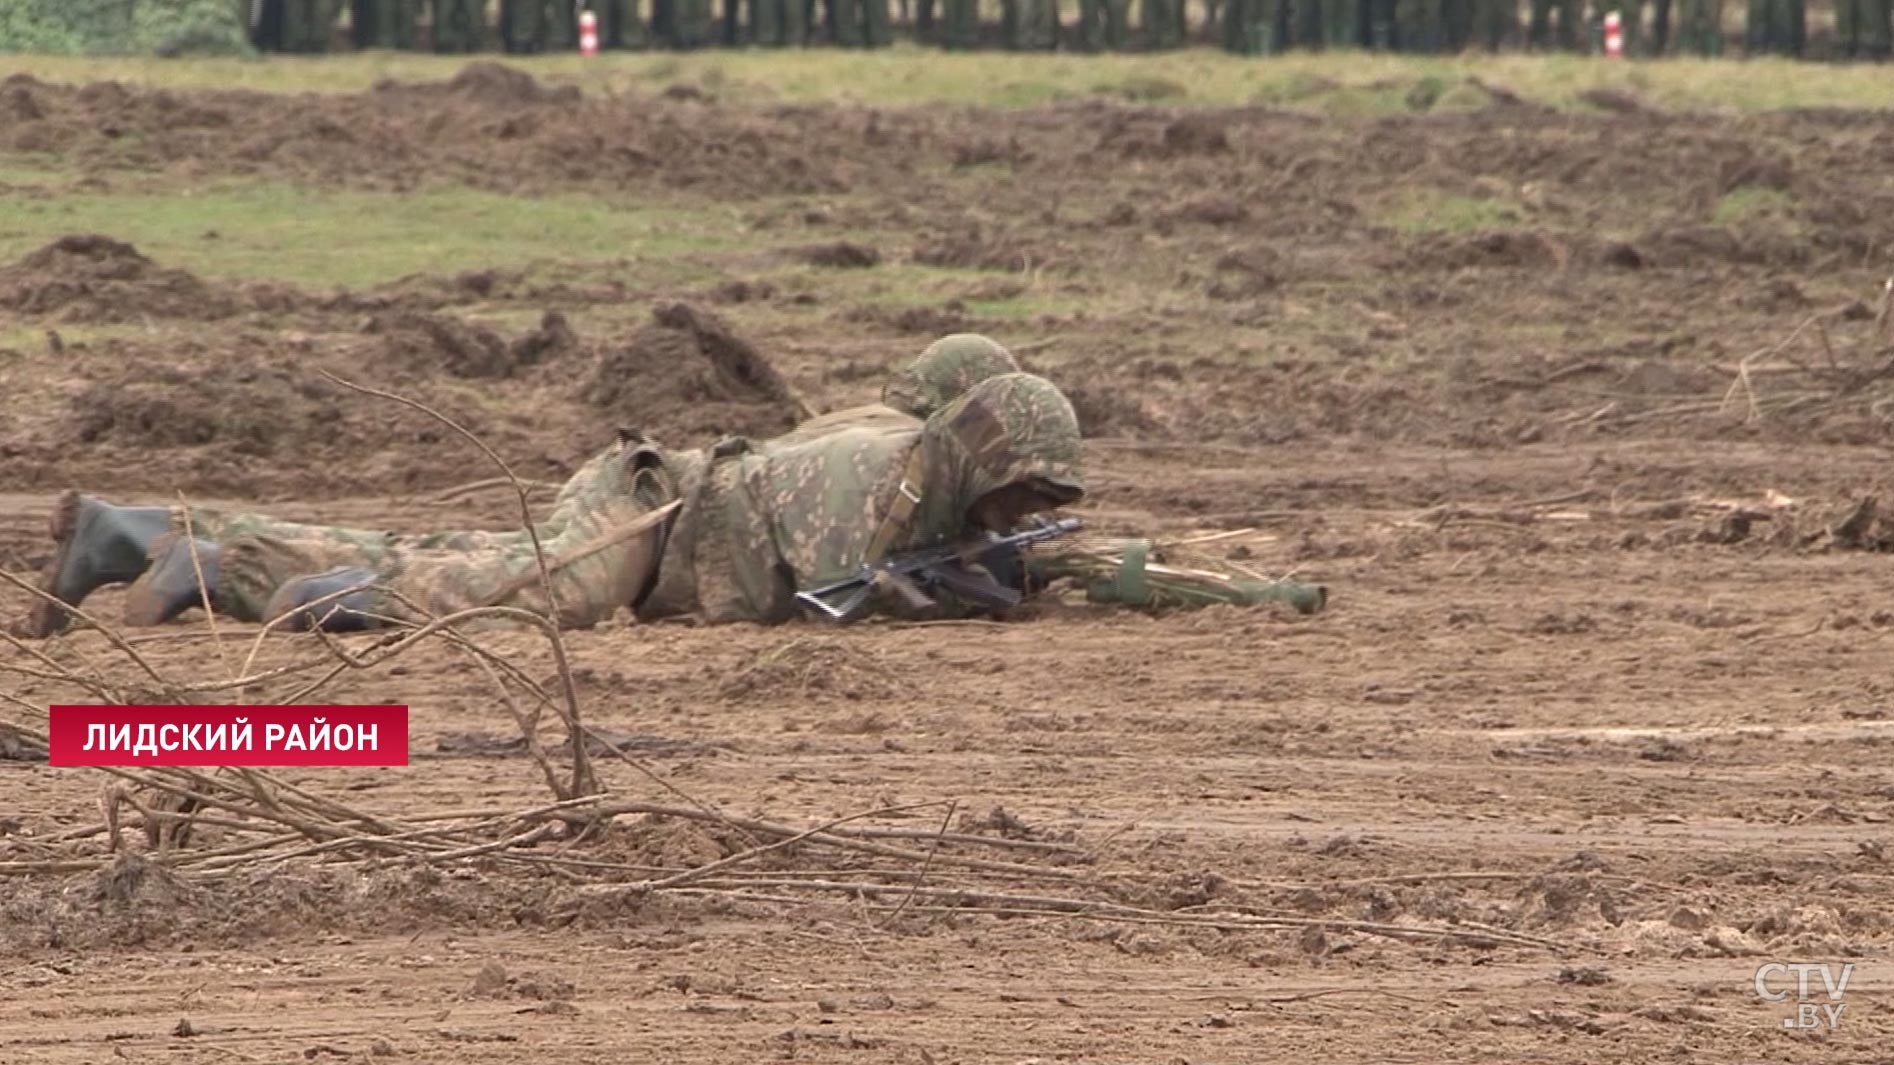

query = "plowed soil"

[5,67,1894,1063]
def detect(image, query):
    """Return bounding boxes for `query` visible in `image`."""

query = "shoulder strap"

[864,443,928,563]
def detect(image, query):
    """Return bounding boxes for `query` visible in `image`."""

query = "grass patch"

[1378,189,1525,236]
[817,262,991,305]
[3,49,1892,114]
[0,176,748,289]
[963,292,1088,319]
[1711,185,1796,227]
[0,153,71,189]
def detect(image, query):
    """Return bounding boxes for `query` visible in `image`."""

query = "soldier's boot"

[265,568,386,633]
[23,491,173,637]
[123,533,223,627]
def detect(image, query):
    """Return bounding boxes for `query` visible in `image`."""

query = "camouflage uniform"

[881,333,1022,418]
[120,335,1026,625]
[264,374,1084,630]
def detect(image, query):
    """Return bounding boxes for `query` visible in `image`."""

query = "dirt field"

[5,62,1894,1062]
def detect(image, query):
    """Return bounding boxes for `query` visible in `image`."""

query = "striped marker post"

[580,9,600,56]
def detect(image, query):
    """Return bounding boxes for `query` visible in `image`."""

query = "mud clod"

[581,303,804,443]
[368,312,514,379]
[387,61,582,108]
[794,241,882,269]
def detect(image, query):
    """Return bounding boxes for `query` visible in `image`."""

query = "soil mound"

[64,347,348,457]
[1206,249,1283,300]
[1065,384,1163,437]
[1163,195,1250,228]
[377,61,582,108]
[366,311,514,379]
[1636,225,1812,268]
[1161,114,1233,156]
[4,72,862,198]
[1096,110,1233,159]
[365,309,582,380]
[30,333,540,498]
[580,302,806,444]
[1,77,45,121]
[0,235,237,322]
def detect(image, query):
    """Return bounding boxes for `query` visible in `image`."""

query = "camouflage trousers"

[339,464,668,631]
[181,446,641,624]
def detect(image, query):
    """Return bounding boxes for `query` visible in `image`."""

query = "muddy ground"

[4,65,1894,1062]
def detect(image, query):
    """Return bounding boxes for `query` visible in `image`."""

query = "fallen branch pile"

[1562,281,1894,431]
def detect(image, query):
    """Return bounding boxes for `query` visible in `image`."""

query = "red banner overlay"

[48,705,409,767]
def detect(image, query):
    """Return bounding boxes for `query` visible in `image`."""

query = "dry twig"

[317,369,598,800]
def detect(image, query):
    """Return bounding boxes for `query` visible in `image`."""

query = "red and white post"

[579,9,600,56]
[1603,11,1623,57]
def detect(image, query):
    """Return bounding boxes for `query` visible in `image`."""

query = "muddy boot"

[23,491,174,637]
[264,568,385,632]
[123,533,223,627]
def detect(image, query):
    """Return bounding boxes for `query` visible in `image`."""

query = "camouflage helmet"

[922,372,1085,515]
[881,334,1022,420]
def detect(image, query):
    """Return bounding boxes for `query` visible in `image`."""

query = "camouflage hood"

[881,334,1022,420]
[914,372,1086,530]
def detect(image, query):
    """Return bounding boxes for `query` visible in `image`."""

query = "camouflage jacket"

[637,373,1083,624]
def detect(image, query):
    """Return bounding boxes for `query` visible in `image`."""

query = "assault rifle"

[795,515,1083,623]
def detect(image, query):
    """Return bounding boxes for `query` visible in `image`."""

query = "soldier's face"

[969,484,1060,533]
